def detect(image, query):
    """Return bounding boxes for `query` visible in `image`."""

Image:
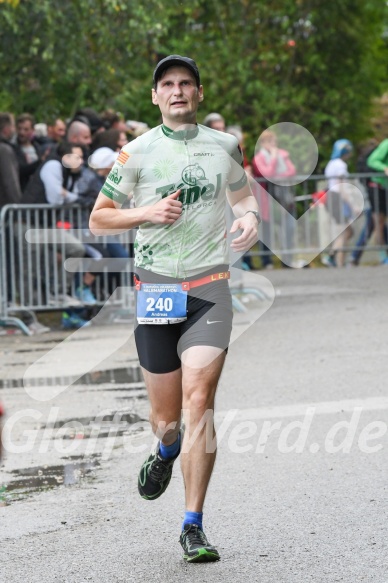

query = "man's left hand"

[230,213,260,252]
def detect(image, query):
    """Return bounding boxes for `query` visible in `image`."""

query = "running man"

[89,55,260,562]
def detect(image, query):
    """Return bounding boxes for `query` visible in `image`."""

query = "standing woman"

[252,130,296,267]
[323,139,354,267]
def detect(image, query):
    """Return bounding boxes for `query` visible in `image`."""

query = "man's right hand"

[145,189,183,224]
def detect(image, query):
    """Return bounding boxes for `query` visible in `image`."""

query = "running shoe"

[321,254,336,267]
[138,429,183,500]
[61,312,91,330]
[75,285,97,305]
[179,524,220,563]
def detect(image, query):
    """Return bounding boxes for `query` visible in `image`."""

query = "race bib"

[136,283,188,324]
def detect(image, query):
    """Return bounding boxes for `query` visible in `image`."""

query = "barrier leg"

[0,316,32,336]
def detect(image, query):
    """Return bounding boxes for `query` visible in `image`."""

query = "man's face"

[49,119,66,142]
[75,126,92,146]
[152,66,203,126]
[17,120,34,145]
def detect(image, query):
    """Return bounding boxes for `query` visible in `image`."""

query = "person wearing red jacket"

[252,130,296,267]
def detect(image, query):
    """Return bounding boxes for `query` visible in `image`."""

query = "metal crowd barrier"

[0,203,135,334]
[246,172,388,268]
[1,173,387,333]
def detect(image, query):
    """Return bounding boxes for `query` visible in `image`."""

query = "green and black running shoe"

[138,439,180,500]
[180,524,220,563]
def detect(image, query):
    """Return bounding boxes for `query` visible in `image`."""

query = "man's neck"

[161,116,197,131]
[162,123,199,141]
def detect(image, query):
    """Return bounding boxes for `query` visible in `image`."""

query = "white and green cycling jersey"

[101,123,247,278]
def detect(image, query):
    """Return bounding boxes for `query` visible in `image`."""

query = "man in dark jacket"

[14,113,46,192]
[0,112,22,207]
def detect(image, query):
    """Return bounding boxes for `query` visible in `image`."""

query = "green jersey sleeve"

[228,141,248,192]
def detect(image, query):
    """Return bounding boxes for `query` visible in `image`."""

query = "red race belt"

[134,271,230,291]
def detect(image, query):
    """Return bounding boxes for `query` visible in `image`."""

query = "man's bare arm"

[89,189,182,235]
[227,181,261,253]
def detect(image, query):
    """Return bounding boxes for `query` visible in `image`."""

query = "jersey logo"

[156,163,222,208]
[182,163,208,187]
[107,167,123,185]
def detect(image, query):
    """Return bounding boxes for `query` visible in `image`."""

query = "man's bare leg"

[142,367,182,444]
[180,346,226,512]
[137,367,184,500]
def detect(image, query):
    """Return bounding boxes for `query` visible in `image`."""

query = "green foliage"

[0,0,387,166]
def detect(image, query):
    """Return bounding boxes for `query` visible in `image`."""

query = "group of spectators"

[1,106,388,334]
[0,108,150,333]
[203,112,388,270]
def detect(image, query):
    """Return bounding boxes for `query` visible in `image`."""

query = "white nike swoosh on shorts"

[207,320,223,324]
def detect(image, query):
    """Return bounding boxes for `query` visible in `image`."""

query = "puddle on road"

[43,410,145,440]
[0,457,100,505]
[0,366,142,389]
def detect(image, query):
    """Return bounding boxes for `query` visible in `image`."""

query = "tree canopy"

[1,0,387,163]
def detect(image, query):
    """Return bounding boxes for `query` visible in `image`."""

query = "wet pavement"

[1,267,388,582]
[1,457,100,505]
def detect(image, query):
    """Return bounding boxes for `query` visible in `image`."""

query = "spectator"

[73,108,104,136]
[34,123,48,140]
[348,140,388,266]
[366,138,388,265]
[132,124,150,138]
[101,109,128,132]
[203,112,225,132]
[323,139,355,268]
[0,113,50,333]
[47,118,66,144]
[22,142,99,328]
[88,147,131,291]
[14,113,47,192]
[66,120,92,154]
[91,128,128,153]
[252,130,296,267]
[0,112,22,206]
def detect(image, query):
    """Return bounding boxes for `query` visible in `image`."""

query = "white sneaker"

[28,321,50,335]
[50,294,83,307]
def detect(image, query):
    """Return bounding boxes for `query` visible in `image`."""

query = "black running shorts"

[134,265,233,374]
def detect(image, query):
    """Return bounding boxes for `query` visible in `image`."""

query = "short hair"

[57,141,80,158]
[203,113,225,128]
[0,112,13,134]
[91,128,122,152]
[16,113,35,126]
[48,117,65,127]
[73,108,103,134]
[100,109,122,130]
[67,120,91,141]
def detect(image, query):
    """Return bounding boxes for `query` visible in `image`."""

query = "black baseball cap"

[153,55,200,87]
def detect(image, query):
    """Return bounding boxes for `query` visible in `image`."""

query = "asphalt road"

[0,266,387,583]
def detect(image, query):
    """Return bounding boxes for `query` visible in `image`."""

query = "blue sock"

[182,511,203,531]
[159,433,180,460]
